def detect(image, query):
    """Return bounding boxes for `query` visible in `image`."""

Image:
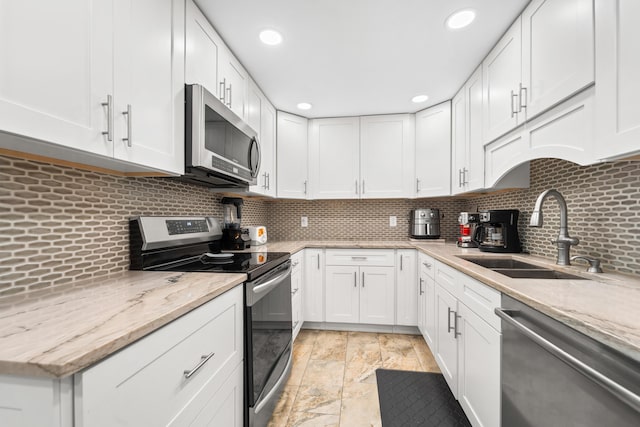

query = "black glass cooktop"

[149,251,290,281]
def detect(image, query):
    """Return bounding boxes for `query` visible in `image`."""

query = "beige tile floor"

[268,329,441,427]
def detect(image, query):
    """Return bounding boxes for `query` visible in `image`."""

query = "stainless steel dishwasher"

[496,295,640,426]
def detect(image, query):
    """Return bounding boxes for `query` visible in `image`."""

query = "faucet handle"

[571,256,603,273]
[552,236,579,246]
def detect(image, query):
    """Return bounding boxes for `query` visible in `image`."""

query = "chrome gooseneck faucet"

[529,189,579,265]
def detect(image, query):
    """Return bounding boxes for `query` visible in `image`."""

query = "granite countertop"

[0,271,245,378]
[249,240,640,360]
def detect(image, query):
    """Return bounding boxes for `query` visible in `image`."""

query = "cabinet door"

[360,266,395,325]
[521,0,594,120]
[451,88,467,193]
[360,114,415,198]
[0,0,112,156]
[309,117,360,199]
[423,274,436,350]
[247,79,262,136]
[396,250,417,326]
[113,0,185,174]
[325,266,359,323]
[483,18,523,143]
[291,264,303,336]
[251,99,276,196]
[304,249,325,322]
[185,0,223,98]
[458,304,501,427]
[434,284,459,397]
[415,102,451,197]
[595,0,640,159]
[465,66,485,192]
[277,112,309,199]
[219,48,248,120]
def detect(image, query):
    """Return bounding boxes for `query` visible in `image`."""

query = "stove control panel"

[166,219,209,235]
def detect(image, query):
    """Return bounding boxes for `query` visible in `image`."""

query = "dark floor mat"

[375,369,472,427]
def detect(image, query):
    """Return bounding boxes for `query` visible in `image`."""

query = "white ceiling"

[195,0,530,118]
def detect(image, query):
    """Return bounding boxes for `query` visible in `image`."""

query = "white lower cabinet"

[417,252,436,349]
[291,251,304,340]
[304,249,325,322]
[396,250,418,326]
[325,249,395,325]
[431,261,502,427]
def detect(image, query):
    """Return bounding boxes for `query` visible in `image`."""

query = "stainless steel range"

[129,216,292,427]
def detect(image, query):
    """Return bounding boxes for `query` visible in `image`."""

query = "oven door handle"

[495,308,640,413]
[249,263,292,304]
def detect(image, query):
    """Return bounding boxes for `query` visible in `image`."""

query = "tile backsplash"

[2,154,639,300]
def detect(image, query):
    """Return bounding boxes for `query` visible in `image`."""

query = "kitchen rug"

[375,369,471,427]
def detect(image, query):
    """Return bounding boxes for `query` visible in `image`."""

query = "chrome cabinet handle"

[267,173,270,190]
[519,83,527,112]
[227,84,232,108]
[463,168,469,185]
[293,321,300,329]
[353,271,357,287]
[351,256,367,261]
[419,277,424,295]
[355,180,359,195]
[495,308,640,413]
[219,79,226,103]
[423,262,432,269]
[400,254,403,271]
[317,253,320,269]
[303,180,307,194]
[362,271,365,287]
[184,352,215,379]
[101,94,113,141]
[291,288,299,296]
[122,104,132,147]
[362,180,365,194]
[416,178,420,193]
[458,169,463,188]
[454,312,461,338]
[511,90,518,118]
[447,307,455,334]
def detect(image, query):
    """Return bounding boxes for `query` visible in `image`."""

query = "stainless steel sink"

[458,256,545,270]
[457,255,586,280]
[492,269,586,280]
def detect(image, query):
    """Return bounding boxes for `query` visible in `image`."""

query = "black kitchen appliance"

[129,216,292,427]
[473,209,522,253]
[221,197,251,250]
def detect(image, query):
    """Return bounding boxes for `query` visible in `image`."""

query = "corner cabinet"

[0,286,244,427]
[415,103,452,198]
[277,112,309,199]
[431,261,501,427]
[595,0,640,160]
[360,115,415,199]
[0,0,185,175]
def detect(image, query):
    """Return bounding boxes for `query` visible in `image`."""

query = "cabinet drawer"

[418,252,436,279]
[325,249,395,266]
[434,261,461,295]
[75,286,243,427]
[291,250,303,272]
[459,275,501,332]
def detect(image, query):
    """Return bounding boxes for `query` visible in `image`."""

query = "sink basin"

[458,256,545,270]
[494,269,586,280]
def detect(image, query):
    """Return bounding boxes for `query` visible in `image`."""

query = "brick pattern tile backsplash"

[1,154,639,300]
[0,155,267,298]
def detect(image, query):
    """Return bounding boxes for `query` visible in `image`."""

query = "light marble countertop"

[248,240,640,360]
[0,270,245,378]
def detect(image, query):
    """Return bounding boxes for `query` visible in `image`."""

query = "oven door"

[245,260,293,427]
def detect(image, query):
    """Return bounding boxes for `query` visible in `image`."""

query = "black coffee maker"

[221,197,251,250]
[472,209,522,253]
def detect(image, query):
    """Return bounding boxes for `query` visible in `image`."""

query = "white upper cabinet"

[185,0,223,98]
[219,48,249,120]
[453,67,485,194]
[483,0,594,144]
[414,102,451,198]
[112,0,185,174]
[521,0,594,119]
[247,80,262,135]
[309,117,361,199]
[360,114,415,199]
[483,18,523,143]
[277,112,309,199]
[595,0,640,160]
[0,0,113,156]
[250,93,276,197]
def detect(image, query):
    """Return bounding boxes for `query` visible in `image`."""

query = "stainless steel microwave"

[182,84,260,188]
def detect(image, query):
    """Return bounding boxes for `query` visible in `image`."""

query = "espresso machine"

[457,212,480,248]
[221,197,251,250]
[472,209,522,253]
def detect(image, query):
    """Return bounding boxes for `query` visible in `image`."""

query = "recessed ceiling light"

[259,29,283,45]
[412,95,429,103]
[446,9,476,30]
[297,102,312,110]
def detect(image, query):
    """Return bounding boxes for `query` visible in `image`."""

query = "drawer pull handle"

[184,352,215,379]
[291,288,299,295]
[351,256,367,260]
[423,262,432,268]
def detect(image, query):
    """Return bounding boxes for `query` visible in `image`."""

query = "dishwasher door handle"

[495,308,640,414]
